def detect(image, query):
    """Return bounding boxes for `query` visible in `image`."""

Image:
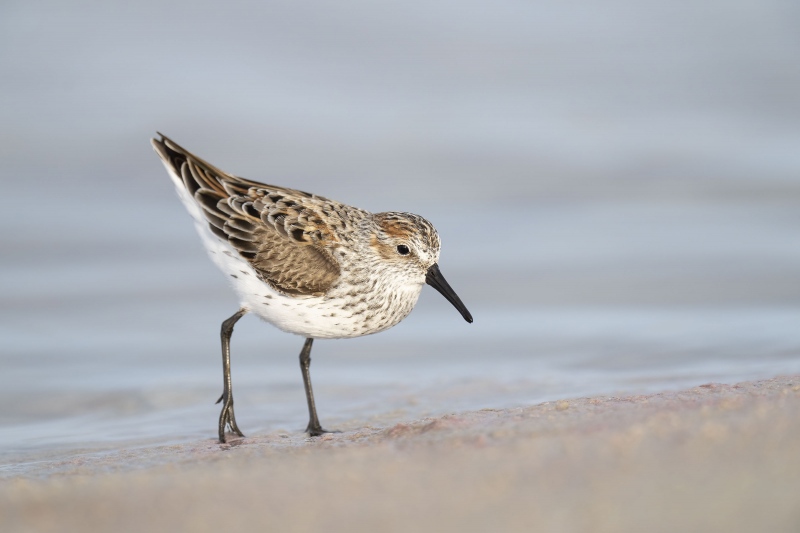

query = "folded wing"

[152,134,342,296]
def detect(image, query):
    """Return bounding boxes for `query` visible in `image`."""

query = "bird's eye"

[396,244,410,255]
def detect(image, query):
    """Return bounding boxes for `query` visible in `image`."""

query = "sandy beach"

[2,375,798,532]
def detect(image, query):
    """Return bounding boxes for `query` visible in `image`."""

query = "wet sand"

[2,375,799,532]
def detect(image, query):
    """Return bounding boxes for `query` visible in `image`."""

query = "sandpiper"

[152,134,473,442]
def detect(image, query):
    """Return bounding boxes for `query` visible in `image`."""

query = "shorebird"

[152,134,473,442]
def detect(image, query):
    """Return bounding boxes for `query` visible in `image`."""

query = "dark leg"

[215,308,247,443]
[299,338,336,436]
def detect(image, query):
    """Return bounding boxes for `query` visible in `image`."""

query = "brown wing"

[152,134,344,296]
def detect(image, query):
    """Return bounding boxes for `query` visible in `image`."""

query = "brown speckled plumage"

[153,136,360,297]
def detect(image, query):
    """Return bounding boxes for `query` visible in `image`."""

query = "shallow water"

[3,200,800,475]
[2,0,800,476]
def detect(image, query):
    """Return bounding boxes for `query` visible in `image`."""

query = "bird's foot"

[305,423,341,437]
[217,391,245,443]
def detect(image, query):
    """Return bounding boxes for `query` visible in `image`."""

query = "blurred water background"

[2,0,800,475]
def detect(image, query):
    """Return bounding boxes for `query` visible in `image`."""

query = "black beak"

[425,263,473,323]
